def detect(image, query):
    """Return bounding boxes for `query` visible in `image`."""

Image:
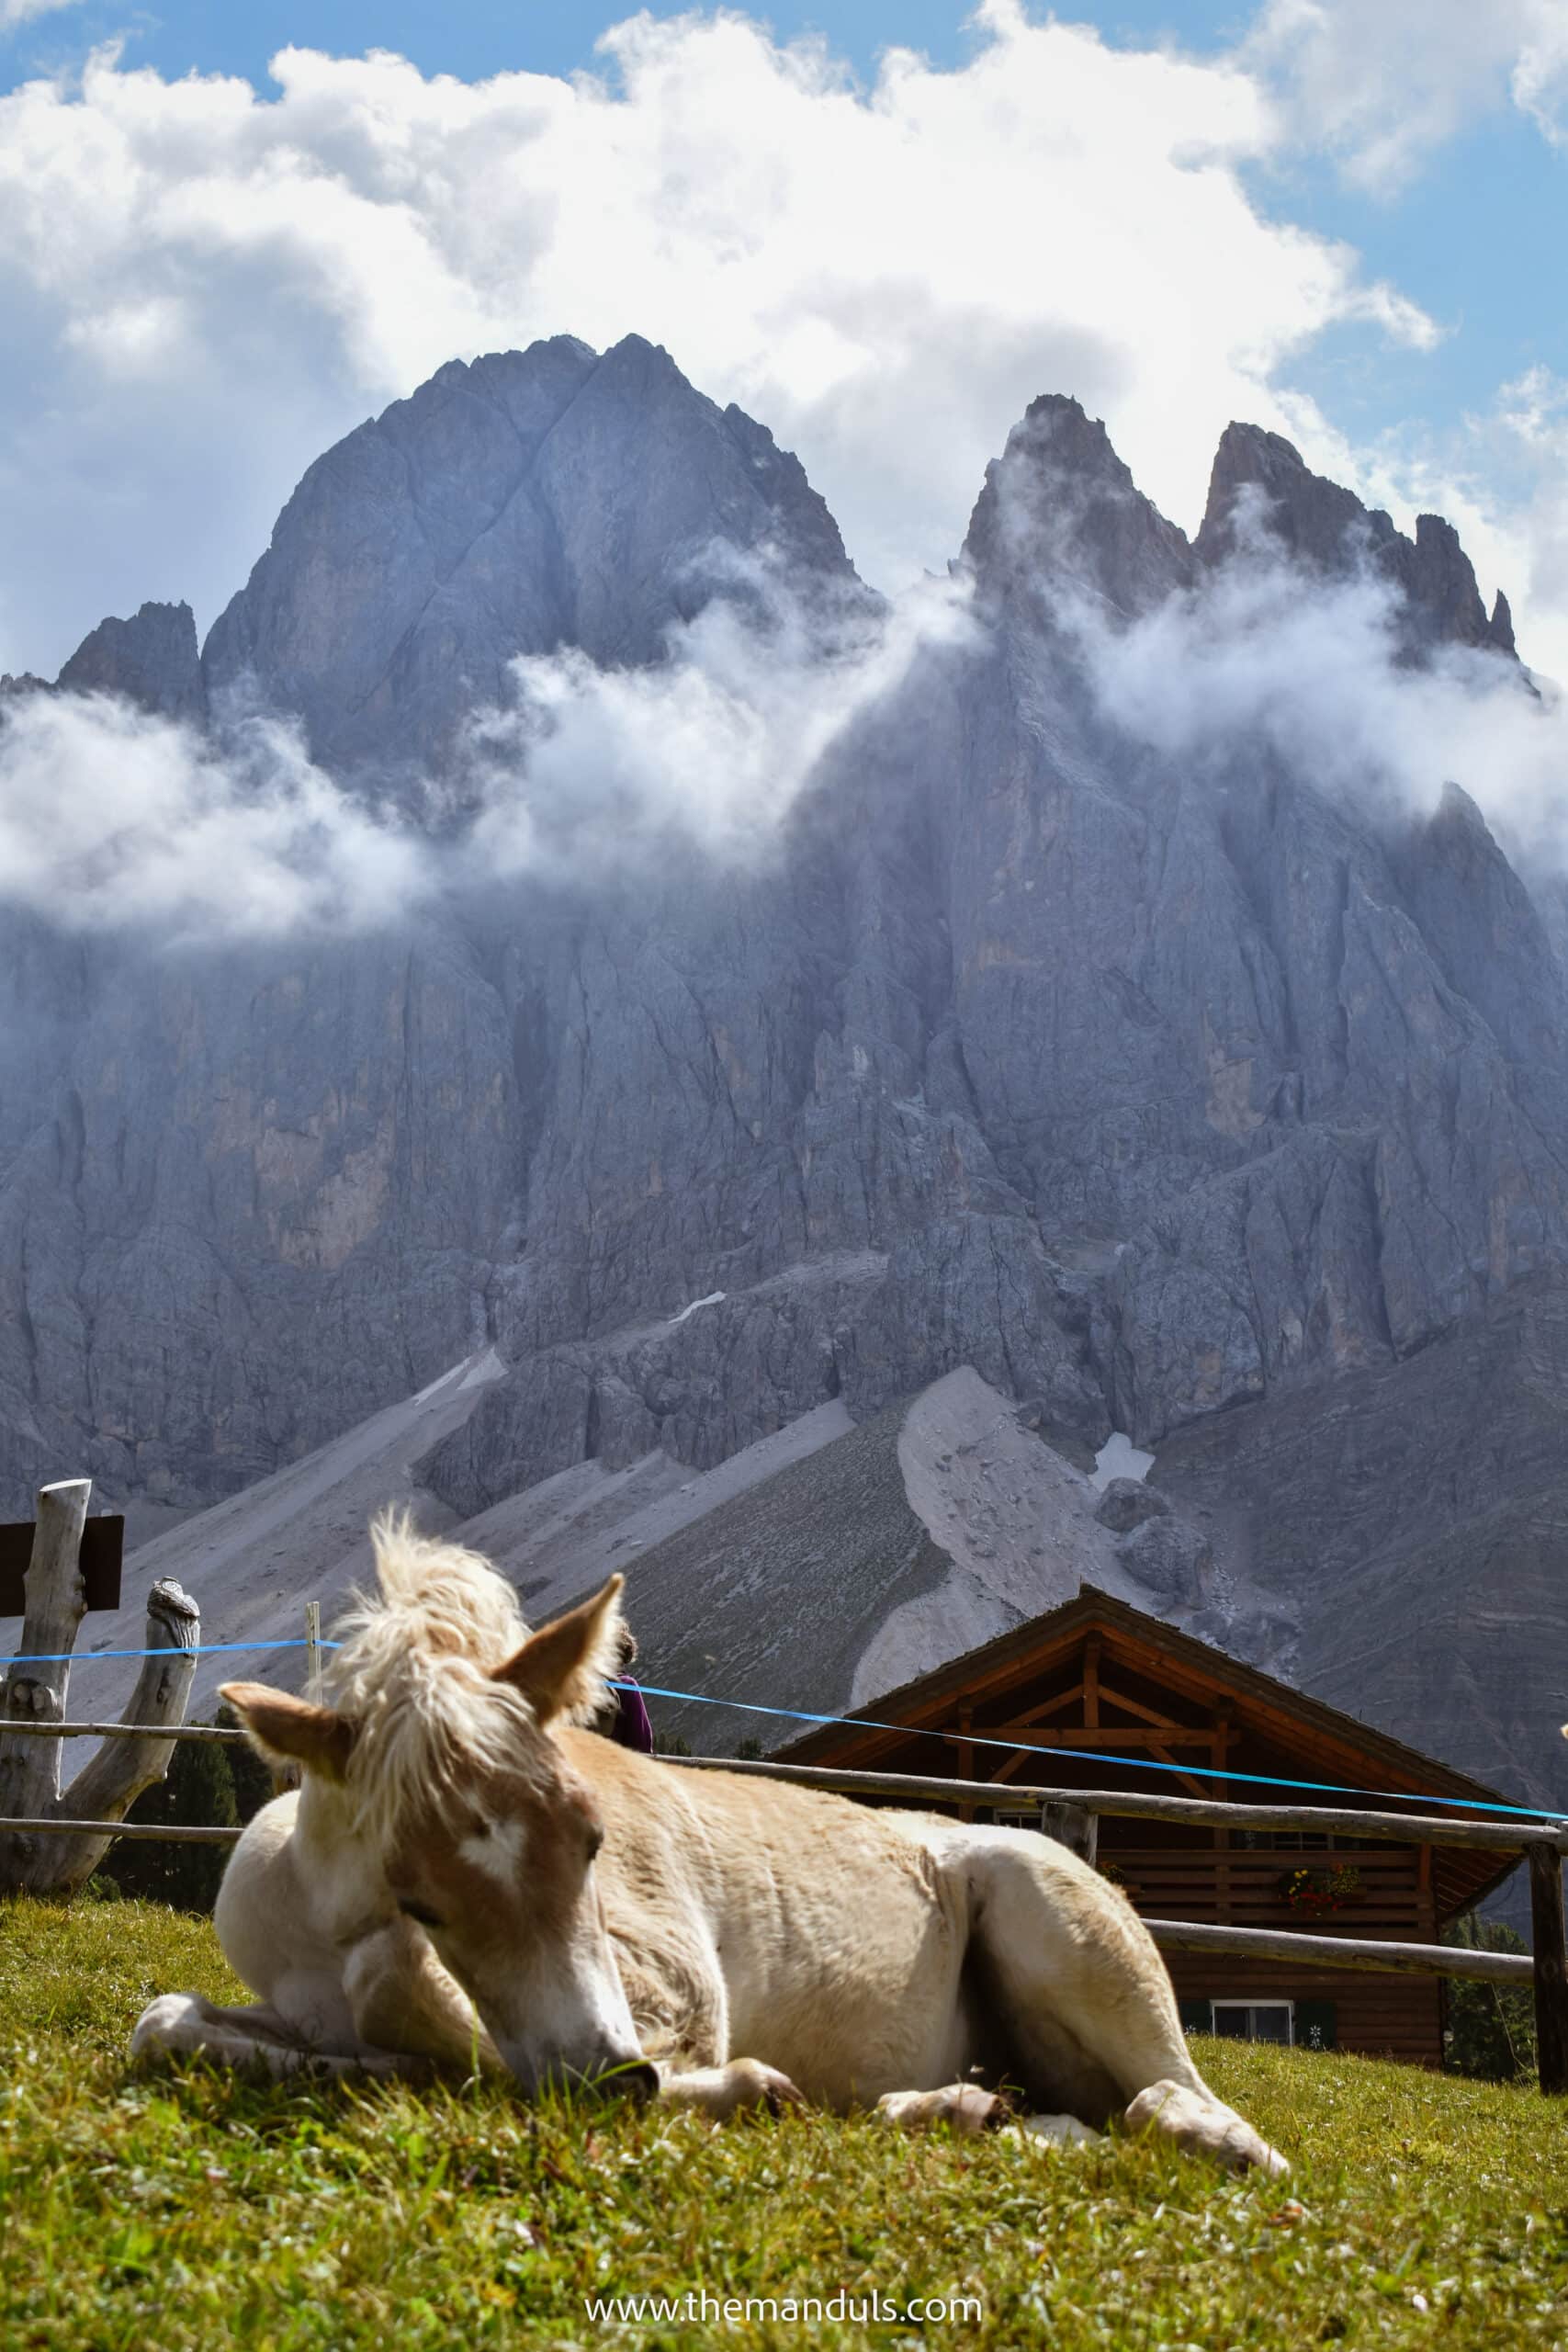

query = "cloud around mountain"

[4,344,1565,945]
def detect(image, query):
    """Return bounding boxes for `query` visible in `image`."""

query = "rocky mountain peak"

[1195,422,1368,571]
[55,600,205,724]
[200,333,860,775]
[960,392,1194,620]
[1197,421,1517,663]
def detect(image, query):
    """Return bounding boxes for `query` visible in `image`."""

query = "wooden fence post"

[29,1578,201,1894]
[0,1478,200,1897]
[1041,1799,1099,1867]
[0,1481,93,1841]
[1529,1839,1568,2096]
[305,1599,322,1704]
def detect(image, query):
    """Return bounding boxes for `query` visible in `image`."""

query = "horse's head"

[222,1568,656,2100]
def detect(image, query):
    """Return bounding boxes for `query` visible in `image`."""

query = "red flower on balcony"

[1278,1863,1362,1915]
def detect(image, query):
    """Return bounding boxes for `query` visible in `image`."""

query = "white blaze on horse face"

[486,1923,648,2097]
[439,1834,648,2095]
[457,1815,525,1888]
[396,1768,647,2095]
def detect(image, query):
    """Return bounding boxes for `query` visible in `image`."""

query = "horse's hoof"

[735,2059,806,2116]
[875,2084,1013,2137]
[128,1993,202,2062]
[1124,2080,1291,2177]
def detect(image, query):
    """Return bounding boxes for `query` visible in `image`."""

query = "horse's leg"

[129,1992,423,2081]
[656,2058,806,2119]
[340,1920,502,2075]
[962,1832,1289,2177]
[130,1917,457,2085]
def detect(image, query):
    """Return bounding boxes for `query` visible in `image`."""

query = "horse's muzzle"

[506,2046,660,2102]
[592,2057,660,2104]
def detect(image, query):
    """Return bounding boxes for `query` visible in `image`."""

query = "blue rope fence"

[6,1632,1566,1825]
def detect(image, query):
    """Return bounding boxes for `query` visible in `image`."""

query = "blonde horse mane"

[323,1511,544,1848]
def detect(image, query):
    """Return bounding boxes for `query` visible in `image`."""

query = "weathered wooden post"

[0,1482,94,1840]
[0,1478,201,1896]
[1528,1839,1568,2096]
[1041,1799,1099,1867]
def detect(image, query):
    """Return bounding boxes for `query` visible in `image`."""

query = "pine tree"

[1442,1912,1536,2082]
[216,1702,276,1824]
[102,1724,239,1913]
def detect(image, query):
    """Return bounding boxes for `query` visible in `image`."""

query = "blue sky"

[6,0,1244,85]
[1,0,1565,678]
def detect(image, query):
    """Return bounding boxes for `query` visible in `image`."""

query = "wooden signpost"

[0,1511,123,1615]
[0,1478,200,1895]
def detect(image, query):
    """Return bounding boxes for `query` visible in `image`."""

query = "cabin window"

[1211,2001,1294,2045]
[1179,1998,1337,2048]
[1235,1830,1337,1851]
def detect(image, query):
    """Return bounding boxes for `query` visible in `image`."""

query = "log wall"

[1164,1952,1444,2068]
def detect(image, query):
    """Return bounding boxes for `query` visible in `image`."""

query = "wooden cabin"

[777,1585,1520,2066]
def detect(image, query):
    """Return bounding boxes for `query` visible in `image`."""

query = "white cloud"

[1493,368,1568,605]
[1060,518,1568,871]
[0,10,1434,679]
[1247,0,1568,191]
[0,561,974,935]
[1,0,82,28]
[0,690,434,939]
[468,557,975,876]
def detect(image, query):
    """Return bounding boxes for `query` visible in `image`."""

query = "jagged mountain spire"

[200,334,861,773]
[1197,421,1517,662]
[961,391,1193,619]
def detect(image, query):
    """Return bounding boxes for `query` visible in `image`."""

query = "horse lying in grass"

[131,1519,1287,2175]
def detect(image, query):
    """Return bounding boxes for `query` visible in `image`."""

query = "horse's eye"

[398,1898,445,1929]
[586,1822,604,1861]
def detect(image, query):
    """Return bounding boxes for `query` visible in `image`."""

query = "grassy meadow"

[2,1895,1566,2350]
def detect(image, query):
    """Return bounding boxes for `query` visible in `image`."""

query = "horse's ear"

[490,1576,626,1727]
[220,1681,357,1780]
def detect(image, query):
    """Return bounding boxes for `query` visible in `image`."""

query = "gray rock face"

[4,601,204,723]
[1153,1271,1568,1848]
[202,334,861,774]
[57,600,206,722]
[1197,423,1517,661]
[5,341,1568,1840]
[1113,1511,1210,1607]
[963,392,1194,619]
[0,919,518,1507]
[1095,1477,1168,1534]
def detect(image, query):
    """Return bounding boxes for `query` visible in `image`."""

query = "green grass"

[3,1899,1567,2350]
